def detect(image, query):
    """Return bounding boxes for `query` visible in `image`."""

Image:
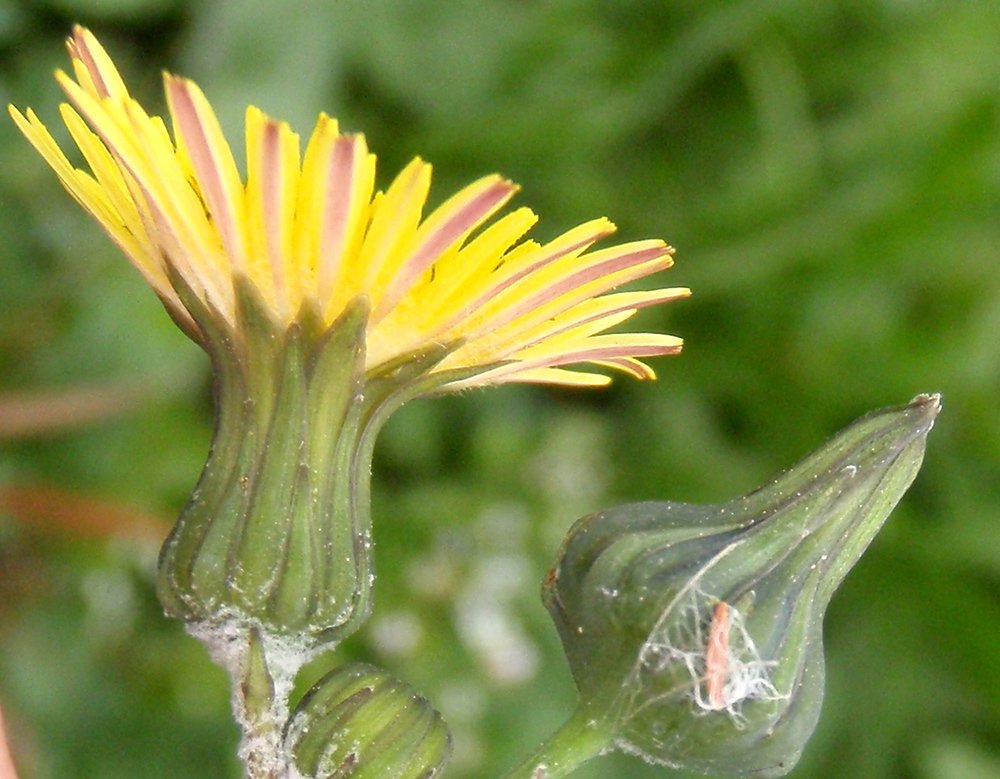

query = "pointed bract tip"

[909,391,942,415]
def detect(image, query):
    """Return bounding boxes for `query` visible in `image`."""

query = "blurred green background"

[1,1,998,777]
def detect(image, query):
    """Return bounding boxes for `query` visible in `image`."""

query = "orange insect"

[704,601,731,710]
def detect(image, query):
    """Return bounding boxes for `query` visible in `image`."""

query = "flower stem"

[235,629,290,779]
[500,707,613,779]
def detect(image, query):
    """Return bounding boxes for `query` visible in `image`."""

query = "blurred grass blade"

[0,383,150,441]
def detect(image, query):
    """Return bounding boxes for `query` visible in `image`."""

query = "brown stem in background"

[0,382,151,441]
[0,483,167,542]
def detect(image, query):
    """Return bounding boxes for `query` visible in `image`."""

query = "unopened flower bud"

[284,662,451,779]
[543,394,940,777]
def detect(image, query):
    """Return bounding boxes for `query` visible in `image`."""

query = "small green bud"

[543,394,940,777]
[284,662,451,779]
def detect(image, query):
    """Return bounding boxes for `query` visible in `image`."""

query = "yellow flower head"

[9,26,688,390]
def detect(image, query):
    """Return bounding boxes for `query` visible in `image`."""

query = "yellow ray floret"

[9,25,690,389]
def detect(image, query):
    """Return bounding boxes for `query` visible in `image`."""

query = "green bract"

[543,394,940,777]
[157,279,455,651]
[284,662,451,778]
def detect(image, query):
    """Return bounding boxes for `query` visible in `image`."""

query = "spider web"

[631,585,787,726]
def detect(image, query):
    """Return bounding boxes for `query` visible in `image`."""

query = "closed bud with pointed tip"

[284,663,451,779]
[543,394,940,777]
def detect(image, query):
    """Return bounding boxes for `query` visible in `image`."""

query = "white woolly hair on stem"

[186,614,328,779]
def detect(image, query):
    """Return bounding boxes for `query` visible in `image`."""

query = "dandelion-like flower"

[10,26,687,390]
[9,27,687,652]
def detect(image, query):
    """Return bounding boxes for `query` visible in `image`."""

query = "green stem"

[236,629,289,779]
[501,707,613,779]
